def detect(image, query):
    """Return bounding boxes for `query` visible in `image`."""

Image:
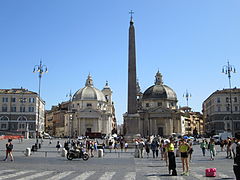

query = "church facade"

[69,74,116,137]
[138,71,182,137]
[124,15,182,138]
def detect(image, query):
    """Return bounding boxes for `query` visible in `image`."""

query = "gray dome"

[142,84,177,100]
[72,74,106,102]
[73,86,106,102]
[142,71,177,100]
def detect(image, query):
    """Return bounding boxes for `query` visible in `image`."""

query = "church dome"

[142,71,177,101]
[72,75,106,102]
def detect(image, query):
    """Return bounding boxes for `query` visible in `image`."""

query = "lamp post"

[66,90,72,138]
[222,60,236,136]
[33,61,48,146]
[183,90,191,111]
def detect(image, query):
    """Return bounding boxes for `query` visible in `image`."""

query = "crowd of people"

[133,135,240,176]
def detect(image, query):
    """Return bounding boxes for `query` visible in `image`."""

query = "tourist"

[188,141,193,162]
[200,139,207,156]
[166,138,177,176]
[150,140,157,158]
[209,138,216,160]
[56,141,62,153]
[138,140,145,158]
[179,139,190,176]
[124,142,128,152]
[145,140,150,158]
[3,139,14,161]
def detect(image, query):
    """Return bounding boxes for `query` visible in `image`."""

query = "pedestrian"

[220,140,224,152]
[160,139,165,160]
[3,139,14,161]
[90,141,94,157]
[120,141,124,152]
[231,139,237,159]
[109,140,113,153]
[179,139,190,176]
[138,140,145,158]
[200,139,207,156]
[155,141,159,158]
[226,139,232,159]
[188,142,193,162]
[56,141,61,153]
[64,141,69,152]
[145,140,150,158]
[209,138,216,160]
[166,138,177,176]
[124,142,128,152]
[151,141,157,158]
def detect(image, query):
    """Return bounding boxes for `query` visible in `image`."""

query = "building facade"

[179,107,204,136]
[70,75,116,137]
[45,75,117,138]
[123,16,182,138]
[137,71,182,137]
[0,88,45,138]
[203,88,240,137]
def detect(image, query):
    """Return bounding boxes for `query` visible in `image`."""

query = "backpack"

[7,143,13,150]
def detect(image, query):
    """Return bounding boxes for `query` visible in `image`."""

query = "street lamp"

[66,90,72,138]
[33,60,48,147]
[183,90,191,111]
[222,60,236,136]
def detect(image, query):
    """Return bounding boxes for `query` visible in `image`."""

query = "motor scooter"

[67,148,89,161]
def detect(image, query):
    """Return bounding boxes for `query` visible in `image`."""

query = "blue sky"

[1,1,240,124]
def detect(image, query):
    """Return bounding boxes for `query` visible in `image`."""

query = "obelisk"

[128,11,137,114]
[124,11,140,138]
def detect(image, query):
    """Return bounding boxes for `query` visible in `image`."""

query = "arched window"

[0,116,9,130]
[17,116,27,121]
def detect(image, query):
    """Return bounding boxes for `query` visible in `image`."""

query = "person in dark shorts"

[179,139,190,176]
[3,139,14,161]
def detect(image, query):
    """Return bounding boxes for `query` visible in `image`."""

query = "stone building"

[137,71,182,137]
[203,88,240,137]
[45,101,69,137]
[179,107,204,136]
[69,75,116,137]
[0,88,45,138]
[123,15,182,138]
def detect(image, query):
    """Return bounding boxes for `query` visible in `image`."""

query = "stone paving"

[0,138,237,179]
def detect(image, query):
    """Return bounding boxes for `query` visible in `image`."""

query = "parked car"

[212,135,220,145]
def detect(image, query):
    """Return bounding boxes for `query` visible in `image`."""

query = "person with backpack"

[3,139,14,161]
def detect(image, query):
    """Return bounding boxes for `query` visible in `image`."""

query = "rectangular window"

[20,107,25,112]
[1,124,7,129]
[235,106,238,112]
[11,106,16,112]
[2,106,7,112]
[146,103,149,107]
[158,102,162,107]
[2,97,8,102]
[226,106,230,112]
[226,97,229,103]
[11,98,16,102]
[29,97,35,103]
[234,97,238,102]
[217,97,221,103]
[217,106,221,112]
[28,107,34,112]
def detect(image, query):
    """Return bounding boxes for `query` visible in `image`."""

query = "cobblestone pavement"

[0,138,236,179]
